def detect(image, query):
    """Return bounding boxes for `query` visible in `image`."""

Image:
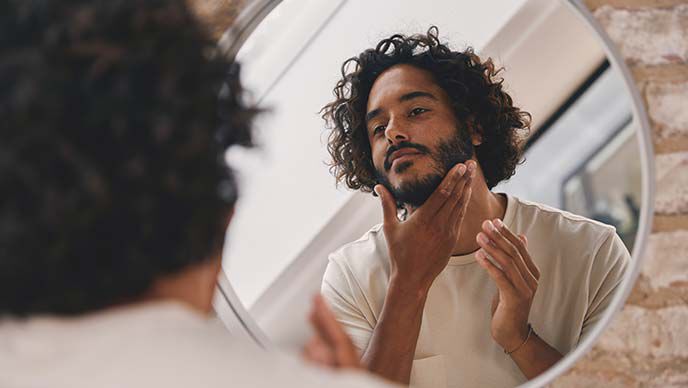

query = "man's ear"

[471,133,483,147]
[466,116,483,146]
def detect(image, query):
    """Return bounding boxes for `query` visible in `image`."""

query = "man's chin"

[386,173,444,209]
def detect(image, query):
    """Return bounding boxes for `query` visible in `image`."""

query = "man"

[0,1,397,387]
[320,27,630,387]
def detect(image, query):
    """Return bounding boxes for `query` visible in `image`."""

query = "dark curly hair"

[321,27,531,191]
[0,0,259,316]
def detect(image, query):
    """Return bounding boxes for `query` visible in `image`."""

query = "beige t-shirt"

[0,301,398,388]
[321,194,630,388]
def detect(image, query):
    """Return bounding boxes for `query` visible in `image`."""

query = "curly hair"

[0,0,259,316]
[321,27,531,191]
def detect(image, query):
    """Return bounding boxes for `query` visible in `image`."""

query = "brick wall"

[553,1,688,387]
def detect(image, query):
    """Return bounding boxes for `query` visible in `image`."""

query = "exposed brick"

[551,370,639,387]
[593,5,688,66]
[654,152,688,215]
[654,135,688,153]
[554,348,688,387]
[626,273,688,308]
[628,229,688,309]
[631,64,688,83]
[653,214,688,231]
[646,81,688,140]
[586,0,688,11]
[639,230,688,288]
[594,305,688,358]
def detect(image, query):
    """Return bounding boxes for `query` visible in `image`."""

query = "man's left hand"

[302,295,362,369]
[475,218,541,353]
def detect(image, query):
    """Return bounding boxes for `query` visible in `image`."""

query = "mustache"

[384,142,431,171]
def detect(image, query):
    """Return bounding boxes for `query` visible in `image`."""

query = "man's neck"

[405,170,507,257]
[142,256,222,315]
[452,180,507,256]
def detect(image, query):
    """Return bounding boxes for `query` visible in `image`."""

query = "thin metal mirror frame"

[213,0,656,386]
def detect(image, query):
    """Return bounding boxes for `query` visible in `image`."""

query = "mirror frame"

[212,0,656,386]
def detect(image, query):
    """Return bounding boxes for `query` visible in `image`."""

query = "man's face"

[366,64,475,207]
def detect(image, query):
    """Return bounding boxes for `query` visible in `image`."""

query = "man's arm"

[473,221,630,379]
[578,230,630,343]
[302,295,403,388]
[475,218,563,379]
[359,277,430,383]
[358,162,474,384]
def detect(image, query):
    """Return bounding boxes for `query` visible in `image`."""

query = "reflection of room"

[225,0,537,308]
[223,0,609,309]
[497,64,641,250]
[4,0,684,386]
[211,1,658,387]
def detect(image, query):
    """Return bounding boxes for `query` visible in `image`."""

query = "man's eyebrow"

[366,108,382,123]
[365,91,437,123]
[399,91,437,102]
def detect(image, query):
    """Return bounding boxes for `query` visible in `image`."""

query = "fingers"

[420,162,468,217]
[475,250,518,298]
[493,219,540,280]
[477,235,533,299]
[479,220,537,290]
[308,295,360,368]
[302,335,335,367]
[449,180,472,230]
[374,184,399,227]
[444,162,475,219]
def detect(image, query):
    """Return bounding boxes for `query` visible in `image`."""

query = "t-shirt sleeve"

[320,255,375,355]
[578,228,631,344]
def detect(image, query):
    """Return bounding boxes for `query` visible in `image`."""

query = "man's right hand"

[355,161,475,384]
[375,161,475,293]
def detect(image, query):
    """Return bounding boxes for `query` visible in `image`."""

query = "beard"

[374,131,474,209]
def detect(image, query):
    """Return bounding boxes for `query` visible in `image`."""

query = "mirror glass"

[219,0,646,386]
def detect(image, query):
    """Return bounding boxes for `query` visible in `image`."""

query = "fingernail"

[494,219,504,229]
[486,220,497,232]
[475,249,487,266]
[477,233,489,244]
[457,164,466,176]
[467,162,476,172]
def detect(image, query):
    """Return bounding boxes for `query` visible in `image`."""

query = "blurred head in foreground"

[0,0,259,317]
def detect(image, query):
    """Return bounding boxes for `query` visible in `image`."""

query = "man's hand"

[475,218,541,353]
[376,161,475,292]
[302,295,362,369]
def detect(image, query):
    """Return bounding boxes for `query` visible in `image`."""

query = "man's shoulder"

[511,195,616,238]
[0,306,394,388]
[327,223,389,277]
[509,195,628,271]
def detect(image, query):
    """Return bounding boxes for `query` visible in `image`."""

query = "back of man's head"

[0,0,258,316]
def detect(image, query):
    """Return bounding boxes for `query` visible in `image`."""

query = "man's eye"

[373,125,386,135]
[410,107,428,116]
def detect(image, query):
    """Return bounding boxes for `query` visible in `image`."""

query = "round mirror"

[214,0,654,387]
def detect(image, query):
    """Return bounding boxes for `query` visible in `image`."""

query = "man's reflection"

[320,27,630,388]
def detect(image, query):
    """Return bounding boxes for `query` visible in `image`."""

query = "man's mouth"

[386,148,424,170]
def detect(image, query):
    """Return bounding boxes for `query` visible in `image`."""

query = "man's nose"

[384,117,409,145]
